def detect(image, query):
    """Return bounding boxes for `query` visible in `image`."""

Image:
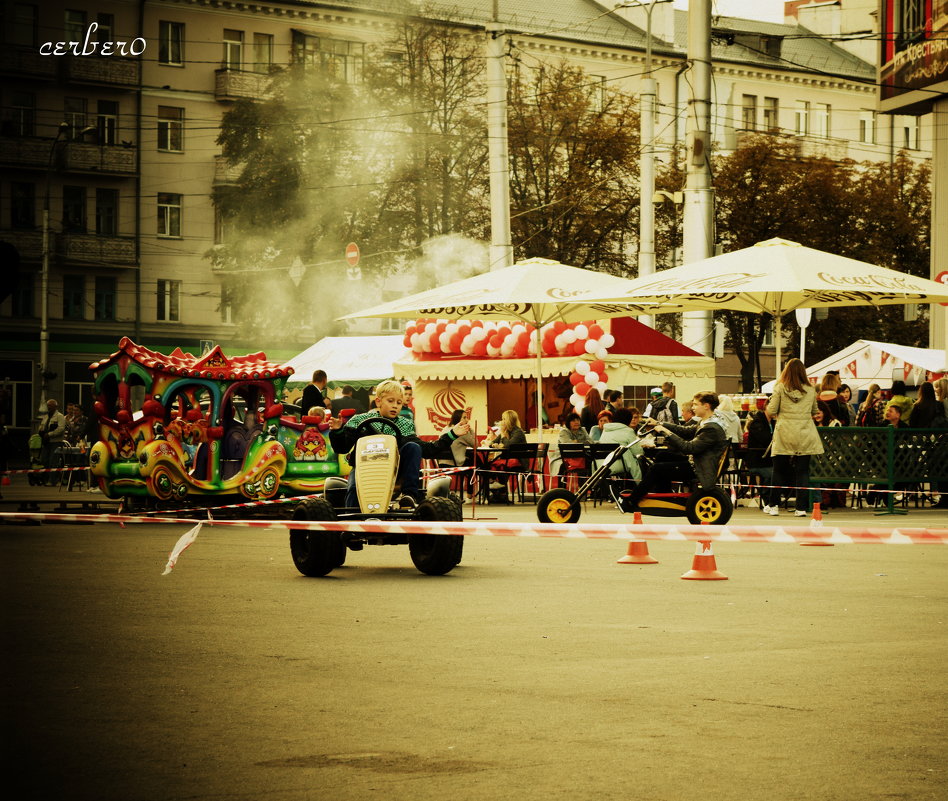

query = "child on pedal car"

[328,380,469,508]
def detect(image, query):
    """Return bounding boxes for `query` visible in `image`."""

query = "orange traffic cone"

[681,540,728,580]
[1,475,10,486]
[618,512,658,564]
[800,502,834,546]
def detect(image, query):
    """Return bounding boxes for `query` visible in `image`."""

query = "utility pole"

[681,0,714,356]
[486,0,513,270]
[636,1,672,329]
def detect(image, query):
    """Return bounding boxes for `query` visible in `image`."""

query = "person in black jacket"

[301,370,330,413]
[622,391,727,507]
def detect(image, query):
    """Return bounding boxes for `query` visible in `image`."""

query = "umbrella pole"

[774,313,783,380]
[535,328,544,443]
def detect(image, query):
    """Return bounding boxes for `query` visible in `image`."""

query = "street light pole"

[39,122,69,408]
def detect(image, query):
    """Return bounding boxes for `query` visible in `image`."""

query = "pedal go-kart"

[290,417,464,578]
[537,425,733,526]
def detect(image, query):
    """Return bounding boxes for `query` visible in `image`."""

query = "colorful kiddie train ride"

[88,337,348,506]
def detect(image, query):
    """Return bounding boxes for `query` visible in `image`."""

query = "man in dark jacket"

[623,391,727,507]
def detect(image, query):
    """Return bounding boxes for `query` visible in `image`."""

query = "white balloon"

[574,324,589,339]
[562,330,577,344]
[527,340,537,355]
[473,327,488,341]
[410,332,421,350]
[584,339,598,354]
[585,371,599,385]
[600,333,615,348]
[595,381,607,394]
[554,334,566,351]
[570,393,582,407]
[461,339,475,355]
[487,343,501,357]
[500,341,515,357]
[595,347,608,360]
[575,361,590,374]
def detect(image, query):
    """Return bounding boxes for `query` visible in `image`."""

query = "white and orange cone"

[681,540,728,580]
[618,512,658,564]
[800,502,834,546]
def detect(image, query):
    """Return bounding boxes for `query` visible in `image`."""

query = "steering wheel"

[354,416,403,441]
[635,421,655,437]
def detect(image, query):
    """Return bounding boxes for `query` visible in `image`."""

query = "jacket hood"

[782,387,808,402]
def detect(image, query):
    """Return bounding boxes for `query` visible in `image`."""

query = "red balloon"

[576,382,590,396]
[403,335,412,347]
[571,341,586,356]
[517,331,530,347]
[473,340,488,356]
[430,337,442,354]
[449,333,463,351]
[589,324,604,339]
[589,359,606,374]
[542,340,557,355]
[488,334,502,348]
[458,324,471,338]
[553,321,567,333]
[471,320,483,327]
[569,372,583,385]
[514,343,529,358]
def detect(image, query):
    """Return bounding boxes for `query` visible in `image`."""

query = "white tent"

[281,336,410,389]
[762,340,946,393]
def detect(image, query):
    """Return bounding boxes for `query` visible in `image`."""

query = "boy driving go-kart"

[328,379,470,508]
[623,390,729,508]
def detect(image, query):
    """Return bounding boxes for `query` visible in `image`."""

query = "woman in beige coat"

[763,358,824,517]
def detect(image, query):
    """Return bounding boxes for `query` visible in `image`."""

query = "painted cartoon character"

[293,426,328,461]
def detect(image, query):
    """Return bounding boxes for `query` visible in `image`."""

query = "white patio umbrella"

[338,257,658,437]
[586,238,948,379]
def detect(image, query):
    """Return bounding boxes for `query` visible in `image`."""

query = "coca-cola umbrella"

[584,238,948,379]
[339,257,659,436]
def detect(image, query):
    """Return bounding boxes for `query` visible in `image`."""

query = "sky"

[673,0,786,23]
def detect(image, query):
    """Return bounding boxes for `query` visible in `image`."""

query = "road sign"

[937,270,948,307]
[345,242,360,267]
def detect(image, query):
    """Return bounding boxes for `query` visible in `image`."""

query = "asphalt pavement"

[1,480,946,800]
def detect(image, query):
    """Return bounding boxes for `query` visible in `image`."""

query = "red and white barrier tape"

[2,466,89,475]
[1,511,945,545]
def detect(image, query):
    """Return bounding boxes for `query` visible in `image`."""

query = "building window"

[588,74,606,112]
[157,193,182,237]
[897,0,926,48]
[763,97,778,132]
[4,91,35,137]
[11,278,33,318]
[11,182,35,229]
[157,106,183,151]
[63,274,85,320]
[813,103,830,138]
[223,29,243,69]
[64,9,86,42]
[12,4,38,47]
[64,97,87,140]
[859,110,876,144]
[157,279,180,321]
[62,186,86,233]
[0,360,36,428]
[158,21,184,65]
[741,94,757,130]
[898,116,918,150]
[214,208,229,244]
[96,188,118,235]
[253,33,273,73]
[794,100,809,136]
[94,276,116,321]
[94,13,113,42]
[97,100,118,145]
[292,32,364,83]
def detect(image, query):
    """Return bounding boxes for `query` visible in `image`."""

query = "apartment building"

[0,0,932,434]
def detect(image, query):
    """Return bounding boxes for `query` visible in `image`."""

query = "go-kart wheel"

[257,466,280,499]
[686,486,733,525]
[408,496,463,575]
[537,488,581,524]
[290,497,345,576]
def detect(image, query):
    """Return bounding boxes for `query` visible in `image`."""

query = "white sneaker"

[762,505,778,516]
[794,509,808,517]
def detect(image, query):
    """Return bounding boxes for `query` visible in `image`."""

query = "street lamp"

[39,122,94,408]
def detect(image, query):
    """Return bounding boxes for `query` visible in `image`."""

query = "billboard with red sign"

[879,0,948,114]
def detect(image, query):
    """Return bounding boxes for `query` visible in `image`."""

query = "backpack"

[653,398,676,424]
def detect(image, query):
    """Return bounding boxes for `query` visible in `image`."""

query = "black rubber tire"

[536,488,582,524]
[685,486,733,525]
[290,497,345,577]
[408,496,464,575]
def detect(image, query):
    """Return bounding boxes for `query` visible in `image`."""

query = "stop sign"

[937,270,948,307]
[345,242,360,267]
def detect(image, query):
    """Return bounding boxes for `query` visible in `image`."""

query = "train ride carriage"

[88,337,348,505]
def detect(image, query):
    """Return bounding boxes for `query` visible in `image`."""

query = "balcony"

[0,230,43,262]
[215,68,273,101]
[0,135,51,168]
[214,155,243,185]
[0,46,57,79]
[64,56,139,87]
[56,233,137,266]
[59,141,137,175]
